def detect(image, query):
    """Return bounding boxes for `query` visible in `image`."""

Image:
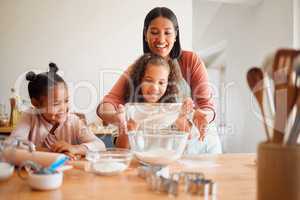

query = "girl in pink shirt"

[115,53,194,148]
[10,63,105,159]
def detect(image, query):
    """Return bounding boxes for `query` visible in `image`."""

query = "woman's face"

[145,16,177,58]
[141,64,170,103]
[38,83,69,124]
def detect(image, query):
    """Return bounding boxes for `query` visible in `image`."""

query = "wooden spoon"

[272,49,300,143]
[247,67,270,141]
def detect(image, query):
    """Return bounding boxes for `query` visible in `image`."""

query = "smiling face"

[141,63,170,103]
[34,83,69,124]
[145,16,177,58]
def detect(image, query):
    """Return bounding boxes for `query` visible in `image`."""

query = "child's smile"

[141,64,169,103]
[38,83,69,124]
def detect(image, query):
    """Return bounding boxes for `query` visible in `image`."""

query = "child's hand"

[179,97,194,117]
[116,104,127,131]
[175,117,192,133]
[51,141,81,158]
[115,104,130,148]
[127,118,139,131]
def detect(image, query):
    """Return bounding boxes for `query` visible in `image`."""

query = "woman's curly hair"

[125,53,182,103]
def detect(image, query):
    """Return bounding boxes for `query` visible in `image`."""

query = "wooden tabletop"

[0,153,256,200]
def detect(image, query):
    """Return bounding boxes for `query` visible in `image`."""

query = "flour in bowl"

[135,148,180,166]
[92,162,127,175]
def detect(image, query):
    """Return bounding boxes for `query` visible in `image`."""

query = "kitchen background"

[0,0,299,153]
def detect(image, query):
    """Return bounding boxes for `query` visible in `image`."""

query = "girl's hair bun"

[25,71,37,82]
[49,62,59,73]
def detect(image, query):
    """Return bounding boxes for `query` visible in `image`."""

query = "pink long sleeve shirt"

[10,108,105,151]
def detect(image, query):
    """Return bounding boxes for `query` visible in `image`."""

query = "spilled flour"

[135,148,179,166]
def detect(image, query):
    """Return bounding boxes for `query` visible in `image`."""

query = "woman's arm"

[179,51,216,140]
[174,97,193,132]
[179,51,216,122]
[97,67,132,125]
[97,102,121,126]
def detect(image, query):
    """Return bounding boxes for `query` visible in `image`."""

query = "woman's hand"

[193,109,209,141]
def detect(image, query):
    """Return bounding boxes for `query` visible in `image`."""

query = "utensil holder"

[257,142,300,200]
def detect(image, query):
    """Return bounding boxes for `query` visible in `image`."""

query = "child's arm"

[76,121,106,153]
[115,104,140,148]
[115,104,128,148]
[52,118,105,156]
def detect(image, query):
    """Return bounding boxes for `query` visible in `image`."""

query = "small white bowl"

[0,162,14,181]
[28,172,63,190]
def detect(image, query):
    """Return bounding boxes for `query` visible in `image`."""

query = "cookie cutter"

[137,165,217,197]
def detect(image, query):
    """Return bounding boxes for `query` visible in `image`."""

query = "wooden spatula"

[286,55,300,145]
[286,94,300,145]
[247,67,270,141]
[272,49,300,143]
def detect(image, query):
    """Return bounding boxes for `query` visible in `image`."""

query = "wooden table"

[0,154,256,200]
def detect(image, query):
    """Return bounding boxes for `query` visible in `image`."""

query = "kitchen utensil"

[138,165,216,197]
[272,49,300,143]
[2,148,66,167]
[125,103,183,130]
[247,67,271,141]
[257,142,300,200]
[286,56,300,145]
[261,52,276,116]
[128,129,188,166]
[47,155,68,173]
[27,172,63,190]
[0,162,14,181]
[56,165,73,172]
[88,148,132,175]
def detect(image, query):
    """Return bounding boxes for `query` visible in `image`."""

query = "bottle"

[9,88,21,127]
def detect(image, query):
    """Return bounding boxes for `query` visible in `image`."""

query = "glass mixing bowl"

[86,148,133,176]
[128,129,188,166]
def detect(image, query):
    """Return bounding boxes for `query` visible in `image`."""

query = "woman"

[97,7,215,142]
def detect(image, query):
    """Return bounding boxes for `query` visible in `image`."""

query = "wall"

[193,0,294,152]
[295,0,300,47]
[0,0,193,121]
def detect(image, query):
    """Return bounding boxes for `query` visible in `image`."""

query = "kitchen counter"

[0,153,256,200]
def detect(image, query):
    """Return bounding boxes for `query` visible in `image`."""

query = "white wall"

[299,0,300,47]
[193,0,294,152]
[0,0,192,122]
[295,0,300,48]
